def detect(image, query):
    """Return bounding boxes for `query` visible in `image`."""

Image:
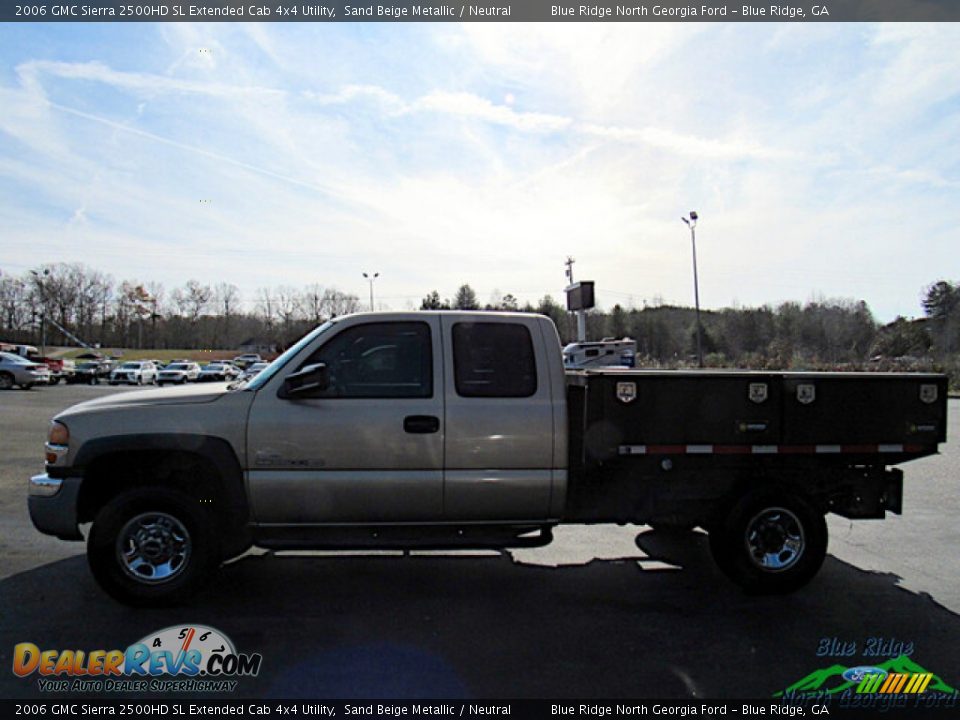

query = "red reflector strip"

[647,445,686,455]
[714,445,752,455]
[778,445,815,455]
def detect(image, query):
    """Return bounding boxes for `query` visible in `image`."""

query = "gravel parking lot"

[1,385,958,699]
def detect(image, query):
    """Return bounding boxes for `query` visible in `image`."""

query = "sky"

[1,21,959,322]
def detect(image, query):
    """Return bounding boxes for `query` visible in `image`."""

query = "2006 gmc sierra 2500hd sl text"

[28,311,948,605]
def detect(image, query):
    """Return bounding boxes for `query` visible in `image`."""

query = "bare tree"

[301,283,326,325]
[321,288,361,318]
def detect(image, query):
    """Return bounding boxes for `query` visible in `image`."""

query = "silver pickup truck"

[28,311,948,605]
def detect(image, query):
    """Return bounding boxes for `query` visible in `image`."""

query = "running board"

[254,524,555,551]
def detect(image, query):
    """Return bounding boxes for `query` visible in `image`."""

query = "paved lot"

[1,385,958,699]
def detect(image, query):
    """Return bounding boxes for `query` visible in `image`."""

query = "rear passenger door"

[441,315,554,521]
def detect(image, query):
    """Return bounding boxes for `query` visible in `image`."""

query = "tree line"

[0,263,361,351]
[423,281,959,386]
[1,265,958,386]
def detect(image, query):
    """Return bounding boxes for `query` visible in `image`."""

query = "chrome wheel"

[744,507,805,572]
[116,512,191,584]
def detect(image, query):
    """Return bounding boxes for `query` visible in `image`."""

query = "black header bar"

[4,0,960,22]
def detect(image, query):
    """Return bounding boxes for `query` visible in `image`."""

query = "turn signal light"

[48,421,69,446]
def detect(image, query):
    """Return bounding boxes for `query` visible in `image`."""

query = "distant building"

[238,338,278,354]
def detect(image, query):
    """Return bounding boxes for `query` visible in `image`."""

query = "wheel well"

[77,449,251,557]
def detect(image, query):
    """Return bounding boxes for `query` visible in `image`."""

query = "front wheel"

[0,372,14,390]
[708,490,827,595]
[87,487,218,606]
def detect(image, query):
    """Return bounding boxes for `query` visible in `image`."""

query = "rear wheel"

[87,487,218,606]
[708,489,827,594]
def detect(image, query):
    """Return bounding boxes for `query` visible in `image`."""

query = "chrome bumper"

[28,474,83,541]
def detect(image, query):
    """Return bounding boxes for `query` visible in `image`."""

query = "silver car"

[198,361,242,382]
[238,362,269,382]
[0,352,51,390]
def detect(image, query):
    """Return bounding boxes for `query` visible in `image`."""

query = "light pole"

[362,272,379,312]
[681,211,703,368]
[30,269,50,356]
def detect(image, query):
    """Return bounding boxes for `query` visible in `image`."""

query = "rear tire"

[708,489,827,595]
[87,487,218,606]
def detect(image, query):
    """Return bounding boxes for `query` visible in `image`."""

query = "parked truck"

[28,312,948,606]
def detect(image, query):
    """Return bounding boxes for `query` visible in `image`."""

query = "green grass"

[59,348,252,363]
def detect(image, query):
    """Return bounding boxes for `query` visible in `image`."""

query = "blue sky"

[1,22,958,321]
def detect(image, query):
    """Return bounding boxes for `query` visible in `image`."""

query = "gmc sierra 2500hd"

[28,312,948,605]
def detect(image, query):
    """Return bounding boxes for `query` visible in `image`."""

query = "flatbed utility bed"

[569,369,947,460]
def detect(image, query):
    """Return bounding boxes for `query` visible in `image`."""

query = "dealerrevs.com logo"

[13,624,262,693]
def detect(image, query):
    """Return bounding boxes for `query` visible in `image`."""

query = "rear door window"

[452,322,537,398]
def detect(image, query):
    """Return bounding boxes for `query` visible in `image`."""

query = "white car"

[108,361,158,386]
[157,362,201,386]
[198,361,242,382]
[232,353,262,369]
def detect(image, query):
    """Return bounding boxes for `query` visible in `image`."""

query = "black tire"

[708,489,827,595]
[87,487,218,606]
[136,376,143,386]
[49,377,61,385]
[0,372,14,390]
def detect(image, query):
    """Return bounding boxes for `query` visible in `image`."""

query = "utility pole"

[565,257,586,342]
[681,211,703,368]
[363,272,379,312]
[30,269,50,356]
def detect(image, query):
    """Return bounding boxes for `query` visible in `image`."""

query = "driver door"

[246,316,444,524]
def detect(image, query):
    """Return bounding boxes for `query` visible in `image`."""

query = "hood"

[57,384,232,417]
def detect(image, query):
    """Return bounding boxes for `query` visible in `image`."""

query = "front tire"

[87,487,218,606]
[0,372,14,390]
[708,489,827,595]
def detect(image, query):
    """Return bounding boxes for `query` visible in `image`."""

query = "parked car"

[157,362,201,386]
[0,352,51,389]
[238,362,269,382]
[23,355,76,384]
[232,353,262,369]
[67,360,113,385]
[198,361,242,382]
[108,361,158,386]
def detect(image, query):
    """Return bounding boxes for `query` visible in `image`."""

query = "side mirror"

[279,363,329,399]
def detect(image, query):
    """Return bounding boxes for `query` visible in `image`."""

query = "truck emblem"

[616,382,637,404]
[920,384,937,404]
[748,383,768,404]
[797,383,816,405]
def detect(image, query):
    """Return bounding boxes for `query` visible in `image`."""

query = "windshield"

[166,364,188,370]
[121,363,139,369]
[242,321,335,392]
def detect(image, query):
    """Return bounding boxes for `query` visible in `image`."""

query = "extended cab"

[28,312,948,605]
